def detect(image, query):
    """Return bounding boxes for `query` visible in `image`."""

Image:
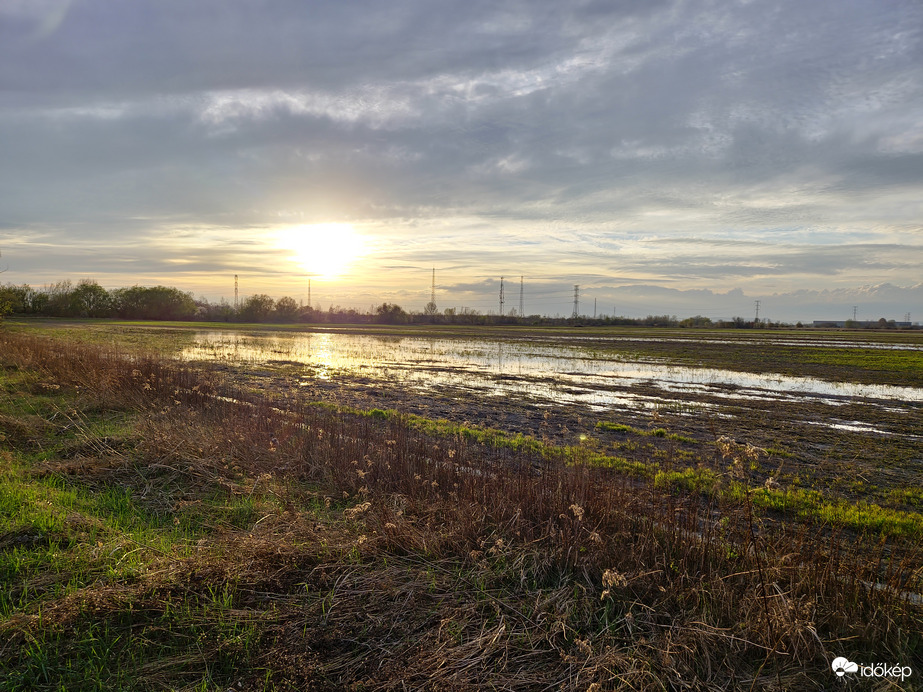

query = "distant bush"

[112,285,197,320]
[274,296,300,322]
[375,303,408,324]
[239,294,275,322]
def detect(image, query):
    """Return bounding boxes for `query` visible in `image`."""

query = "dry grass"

[0,330,920,690]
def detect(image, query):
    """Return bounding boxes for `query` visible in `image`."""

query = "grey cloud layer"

[1,0,921,316]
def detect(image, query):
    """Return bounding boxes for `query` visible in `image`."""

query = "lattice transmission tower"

[499,277,505,316]
[519,276,524,316]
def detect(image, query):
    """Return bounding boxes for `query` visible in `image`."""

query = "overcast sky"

[1,0,921,321]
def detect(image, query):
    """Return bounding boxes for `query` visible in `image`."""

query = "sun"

[276,223,366,278]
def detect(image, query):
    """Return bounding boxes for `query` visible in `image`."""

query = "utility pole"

[519,276,524,317]
[594,298,597,319]
[754,300,760,324]
[572,285,579,319]
[853,305,858,322]
[308,279,311,308]
[234,275,238,310]
[499,277,505,316]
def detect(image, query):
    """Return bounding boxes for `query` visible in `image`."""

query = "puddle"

[799,419,923,440]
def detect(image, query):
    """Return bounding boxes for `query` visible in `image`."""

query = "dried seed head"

[344,502,372,519]
[730,458,744,479]
[574,638,592,656]
[745,442,765,460]
[602,569,628,589]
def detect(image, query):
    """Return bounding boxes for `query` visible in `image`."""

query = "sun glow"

[276,223,366,278]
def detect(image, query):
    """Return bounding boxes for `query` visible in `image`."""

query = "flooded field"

[181,329,923,429]
[13,319,923,512]
[173,326,923,513]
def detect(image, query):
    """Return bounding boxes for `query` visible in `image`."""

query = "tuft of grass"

[596,420,698,444]
[595,421,634,433]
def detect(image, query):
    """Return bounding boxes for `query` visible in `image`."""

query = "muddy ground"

[214,361,923,515]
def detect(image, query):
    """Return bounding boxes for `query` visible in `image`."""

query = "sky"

[1,0,921,322]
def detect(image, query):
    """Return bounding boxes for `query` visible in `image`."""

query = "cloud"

[1,0,921,315]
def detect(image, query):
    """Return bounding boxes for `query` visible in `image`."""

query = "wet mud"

[214,358,923,515]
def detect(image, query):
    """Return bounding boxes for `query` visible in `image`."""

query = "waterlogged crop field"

[3,320,923,688]
[15,320,923,517]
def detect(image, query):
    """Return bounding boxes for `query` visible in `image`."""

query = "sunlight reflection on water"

[179,331,923,415]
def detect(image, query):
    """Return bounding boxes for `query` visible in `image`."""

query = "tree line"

[0,278,801,328]
[0,279,406,324]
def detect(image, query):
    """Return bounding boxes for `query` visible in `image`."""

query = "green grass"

[596,421,698,443]
[650,466,923,541]
[799,346,923,375]
[0,367,293,689]
[751,486,923,539]
[595,421,635,434]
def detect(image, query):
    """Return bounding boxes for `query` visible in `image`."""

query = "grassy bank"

[1,330,921,690]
